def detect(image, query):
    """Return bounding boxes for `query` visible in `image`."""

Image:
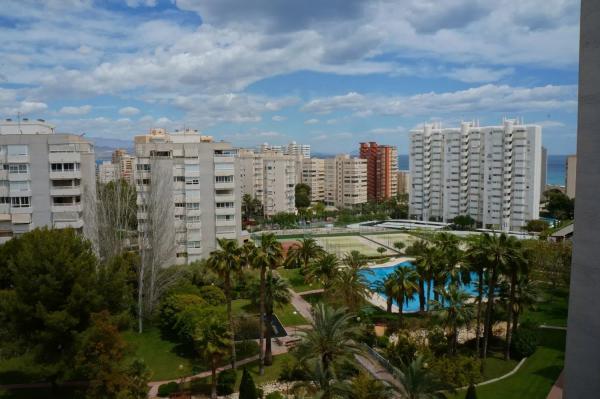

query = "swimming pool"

[362,261,479,312]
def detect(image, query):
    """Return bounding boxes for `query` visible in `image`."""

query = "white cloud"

[119,106,140,116]
[271,115,287,122]
[304,118,319,125]
[533,120,566,128]
[444,67,514,83]
[369,126,406,135]
[59,105,92,115]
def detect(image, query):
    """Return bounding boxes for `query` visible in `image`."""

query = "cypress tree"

[239,368,258,399]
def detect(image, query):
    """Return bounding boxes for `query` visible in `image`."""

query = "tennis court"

[316,235,395,257]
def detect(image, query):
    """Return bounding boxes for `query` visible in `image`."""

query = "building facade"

[359,142,398,202]
[112,149,135,184]
[97,161,117,184]
[541,146,548,196]
[238,149,296,217]
[134,128,241,264]
[324,155,368,208]
[409,119,542,231]
[301,158,325,203]
[397,170,411,196]
[565,155,577,199]
[0,119,96,243]
[259,141,310,159]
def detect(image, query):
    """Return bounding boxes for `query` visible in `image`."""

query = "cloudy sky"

[0,0,580,154]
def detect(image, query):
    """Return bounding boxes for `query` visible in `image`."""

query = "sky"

[0,0,580,154]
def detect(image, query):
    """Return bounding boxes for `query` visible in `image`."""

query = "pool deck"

[367,256,414,269]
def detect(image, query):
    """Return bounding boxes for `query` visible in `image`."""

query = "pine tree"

[465,384,478,399]
[239,368,259,399]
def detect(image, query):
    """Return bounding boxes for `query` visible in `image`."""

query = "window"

[10,181,30,192]
[187,215,201,222]
[185,164,200,173]
[8,164,28,174]
[7,145,28,156]
[10,196,30,208]
[216,214,235,221]
[51,163,80,172]
[0,197,9,204]
[186,178,199,185]
[187,241,201,248]
[175,202,185,208]
[216,175,234,183]
[137,164,151,171]
[186,202,200,210]
[174,176,185,182]
[216,202,234,208]
[215,163,234,170]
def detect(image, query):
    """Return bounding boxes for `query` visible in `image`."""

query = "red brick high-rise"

[359,142,398,202]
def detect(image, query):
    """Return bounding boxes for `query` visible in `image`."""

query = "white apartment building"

[566,155,577,199]
[410,119,542,231]
[112,149,135,185]
[97,161,117,184]
[301,158,325,203]
[238,149,296,217]
[134,128,241,264]
[324,155,368,208]
[0,119,96,243]
[259,141,310,158]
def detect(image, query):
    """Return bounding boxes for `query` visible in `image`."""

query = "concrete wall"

[565,0,600,397]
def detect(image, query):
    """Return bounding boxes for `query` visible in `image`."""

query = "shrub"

[159,293,206,337]
[157,381,179,397]
[198,285,226,306]
[235,315,262,340]
[266,392,285,399]
[279,359,309,382]
[385,332,417,368]
[465,384,478,399]
[239,368,259,399]
[427,326,448,356]
[510,328,538,359]
[217,369,237,396]
[375,334,390,349]
[429,355,481,388]
[236,339,261,359]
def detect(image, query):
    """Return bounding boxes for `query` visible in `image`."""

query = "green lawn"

[0,353,45,385]
[123,328,199,381]
[522,286,569,327]
[277,268,323,293]
[232,298,306,326]
[449,329,565,399]
[0,388,85,399]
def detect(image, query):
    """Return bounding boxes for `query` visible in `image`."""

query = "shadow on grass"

[533,364,563,380]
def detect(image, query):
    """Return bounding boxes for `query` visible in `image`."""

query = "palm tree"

[510,276,540,338]
[346,371,395,399]
[342,250,367,270]
[465,235,489,355]
[330,265,372,312]
[393,266,419,325]
[434,232,463,288]
[207,238,241,369]
[504,243,527,360]
[396,355,447,399]
[240,241,256,269]
[414,246,436,313]
[373,274,397,313]
[194,312,233,399]
[253,233,283,375]
[480,233,521,368]
[264,272,291,365]
[285,236,324,271]
[296,303,363,374]
[292,359,347,399]
[430,286,474,355]
[306,253,340,291]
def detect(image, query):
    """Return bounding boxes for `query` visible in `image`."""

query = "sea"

[398,154,567,187]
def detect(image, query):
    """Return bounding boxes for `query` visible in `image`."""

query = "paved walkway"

[289,288,315,323]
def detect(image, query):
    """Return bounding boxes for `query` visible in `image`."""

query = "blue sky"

[0,0,580,154]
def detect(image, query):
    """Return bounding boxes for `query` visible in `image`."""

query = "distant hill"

[88,136,133,162]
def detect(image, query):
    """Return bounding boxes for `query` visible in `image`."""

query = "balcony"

[216,207,235,215]
[49,152,80,163]
[215,181,235,190]
[216,219,236,227]
[50,187,81,196]
[8,172,30,182]
[54,219,84,229]
[7,154,29,163]
[215,194,235,203]
[50,170,81,180]
[186,221,202,230]
[187,247,203,256]
[51,203,82,213]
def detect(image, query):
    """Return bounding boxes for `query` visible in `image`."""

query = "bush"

[375,334,390,349]
[217,369,237,396]
[239,368,259,399]
[465,384,478,399]
[236,339,261,359]
[266,392,285,399]
[235,315,262,340]
[427,326,448,356]
[429,355,481,388]
[385,332,417,368]
[198,285,226,306]
[159,293,206,337]
[279,359,309,382]
[157,381,179,397]
[510,328,538,359]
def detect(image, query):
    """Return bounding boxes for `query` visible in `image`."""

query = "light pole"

[292,311,298,336]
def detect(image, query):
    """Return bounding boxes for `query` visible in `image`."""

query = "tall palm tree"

[306,253,340,291]
[296,304,363,373]
[396,355,447,399]
[207,238,241,369]
[434,232,463,288]
[264,272,291,365]
[510,275,540,338]
[194,312,232,399]
[481,233,520,369]
[393,266,419,325]
[414,246,437,313]
[342,250,368,270]
[504,243,527,360]
[331,265,372,312]
[465,235,489,356]
[253,233,283,375]
[430,286,474,355]
[373,274,397,313]
[239,241,256,269]
[285,236,324,271]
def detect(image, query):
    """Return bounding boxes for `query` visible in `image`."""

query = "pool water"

[362,261,479,313]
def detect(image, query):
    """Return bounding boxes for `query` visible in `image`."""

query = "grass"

[277,268,323,293]
[123,327,199,381]
[231,298,307,326]
[0,388,86,399]
[362,232,418,250]
[0,353,45,385]
[448,329,566,399]
[522,285,569,327]
[316,235,394,257]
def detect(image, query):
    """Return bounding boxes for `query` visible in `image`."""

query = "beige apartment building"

[112,149,135,184]
[566,155,577,199]
[238,149,296,217]
[134,128,241,265]
[301,158,325,203]
[397,170,411,195]
[0,119,96,243]
[324,155,368,208]
[97,161,117,184]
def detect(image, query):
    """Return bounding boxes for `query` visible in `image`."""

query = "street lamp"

[292,311,298,336]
